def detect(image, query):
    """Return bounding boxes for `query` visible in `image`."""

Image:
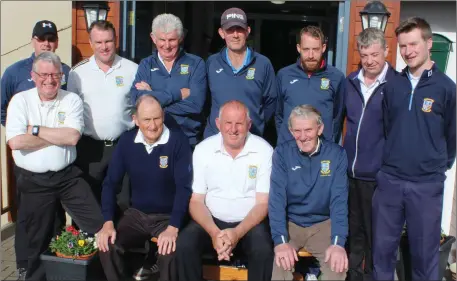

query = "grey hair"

[357,27,387,50]
[133,95,162,115]
[288,105,323,129]
[32,51,63,73]
[151,14,183,38]
[218,100,251,121]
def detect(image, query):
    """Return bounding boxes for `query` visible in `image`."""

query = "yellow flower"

[78,240,85,247]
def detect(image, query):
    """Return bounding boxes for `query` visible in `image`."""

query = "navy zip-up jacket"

[268,139,348,248]
[343,64,397,181]
[275,60,346,144]
[130,50,207,145]
[382,63,456,182]
[204,47,277,138]
[1,53,70,125]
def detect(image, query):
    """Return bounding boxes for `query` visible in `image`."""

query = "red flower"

[66,226,75,232]
[72,230,79,236]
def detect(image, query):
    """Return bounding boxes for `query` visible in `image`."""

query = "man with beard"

[372,17,456,281]
[1,20,70,280]
[275,26,345,145]
[204,8,277,140]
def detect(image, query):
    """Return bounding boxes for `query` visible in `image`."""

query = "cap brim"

[222,22,248,30]
[33,32,58,38]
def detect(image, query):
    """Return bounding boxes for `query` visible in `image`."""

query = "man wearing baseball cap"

[0,20,70,280]
[204,7,277,142]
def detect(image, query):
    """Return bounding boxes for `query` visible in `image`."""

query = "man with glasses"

[5,51,104,281]
[0,20,69,280]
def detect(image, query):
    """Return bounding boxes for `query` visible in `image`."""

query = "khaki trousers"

[271,219,346,280]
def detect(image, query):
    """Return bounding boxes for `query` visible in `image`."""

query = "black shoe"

[17,268,27,281]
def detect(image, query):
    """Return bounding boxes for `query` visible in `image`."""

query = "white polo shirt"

[192,133,274,222]
[67,55,138,141]
[5,88,84,173]
[357,62,388,103]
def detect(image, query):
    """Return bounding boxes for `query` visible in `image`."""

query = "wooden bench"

[150,237,312,281]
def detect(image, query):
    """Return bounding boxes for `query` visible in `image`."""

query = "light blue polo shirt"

[225,47,251,74]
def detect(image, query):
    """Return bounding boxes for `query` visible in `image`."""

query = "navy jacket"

[101,127,193,228]
[382,64,456,182]
[343,65,397,181]
[130,50,207,145]
[204,47,277,138]
[275,60,346,144]
[268,139,348,247]
[1,53,70,125]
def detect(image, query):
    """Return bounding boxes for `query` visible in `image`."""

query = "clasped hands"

[211,228,240,261]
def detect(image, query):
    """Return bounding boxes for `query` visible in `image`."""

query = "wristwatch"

[32,125,40,136]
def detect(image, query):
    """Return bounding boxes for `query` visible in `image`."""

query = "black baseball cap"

[220,7,248,30]
[32,20,58,39]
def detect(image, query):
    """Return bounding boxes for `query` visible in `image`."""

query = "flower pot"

[397,235,456,281]
[55,251,97,260]
[40,250,104,280]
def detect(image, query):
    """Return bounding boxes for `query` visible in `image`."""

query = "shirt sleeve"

[256,145,273,193]
[66,70,81,96]
[191,143,208,194]
[332,73,346,143]
[262,62,278,124]
[5,94,27,142]
[445,82,456,169]
[1,68,16,126]
[62,93,84,134]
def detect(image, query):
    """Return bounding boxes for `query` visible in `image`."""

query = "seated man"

[176,100,274,281]
[269,105,349,280]
[5,51,104,281]
[96,95,193,281]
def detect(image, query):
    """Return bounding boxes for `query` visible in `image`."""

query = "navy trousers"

[372,170,443,281]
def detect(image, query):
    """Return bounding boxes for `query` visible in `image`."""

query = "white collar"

[213,132,257,156]
[89,54,122,72]
[134,125,170,148]
[358,62,389,85]
[157,53,173,73]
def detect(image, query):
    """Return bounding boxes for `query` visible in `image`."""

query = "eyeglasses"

[33,71,62,80]
[34,35,58,43]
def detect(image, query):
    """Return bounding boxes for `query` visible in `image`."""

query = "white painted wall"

[395,1,456,235]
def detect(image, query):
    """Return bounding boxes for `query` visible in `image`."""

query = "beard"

[301,58,322,72]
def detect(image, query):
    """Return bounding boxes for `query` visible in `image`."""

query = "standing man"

[1,20,70,279]
[204,8,277,139]
[130,13,207,147]
[67,20,138,203]
[275,26,345,144]
[343,28,396,281]
[269,105,348,280]
[177,100,274,281]
[5,52,104,281]
[97,95,192,281]
[373,17,456,281]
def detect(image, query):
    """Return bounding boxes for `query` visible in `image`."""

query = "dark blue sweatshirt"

[343,65,397,181]
[1,53,70,125]
[204,47,277,138]
[101,127,193,228]
[268,139,348,247]
[130,50,207,145]
[382,63,456,182]
[275,60,346,144]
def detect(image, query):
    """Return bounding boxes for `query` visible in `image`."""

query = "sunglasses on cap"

[34,34,58,43]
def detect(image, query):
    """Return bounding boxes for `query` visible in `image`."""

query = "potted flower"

[397,227,456,281]
[40,226,103,281]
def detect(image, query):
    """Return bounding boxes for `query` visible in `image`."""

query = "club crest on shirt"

[159,156,168,168]
[57,111,66,124]
[60,74,66,85]
[248,165,258,179]
[320,160,331,176]
[180,64,189,75]
[320,78,330,90]
[115,76,124,87]
[422,98,434,113]
[246,68,256,80]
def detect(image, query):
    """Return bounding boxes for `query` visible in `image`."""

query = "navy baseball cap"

[221,8,248,30]
[32,20,58,38]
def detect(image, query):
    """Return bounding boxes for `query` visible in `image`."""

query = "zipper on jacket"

[408,90,414,111]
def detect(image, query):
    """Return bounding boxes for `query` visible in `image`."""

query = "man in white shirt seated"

[5,52,104,281]
[176,100,274,281]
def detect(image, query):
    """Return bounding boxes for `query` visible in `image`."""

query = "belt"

[83,135,118,147]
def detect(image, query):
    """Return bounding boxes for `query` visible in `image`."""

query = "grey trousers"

[271,219,346,280]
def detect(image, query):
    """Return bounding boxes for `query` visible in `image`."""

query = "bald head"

[133,95,165,144]
[218,100,251,121]
[216,100,252,153]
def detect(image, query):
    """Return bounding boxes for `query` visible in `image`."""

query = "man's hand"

[157,225,179,255]
[135,81,152,91]
[274,243,298,271]
[96,221,116,252]
[180,88,190,99]
[211,232,232,261]
[324,245,348,273]
[218,228,240,257]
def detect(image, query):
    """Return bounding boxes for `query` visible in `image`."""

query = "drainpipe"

[121,0,127,57]
[130,0,136,61]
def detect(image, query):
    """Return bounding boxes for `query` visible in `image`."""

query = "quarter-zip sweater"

[204,47,277,138]
[343,65,397,181]
[130,50,207,145]
[275,59,346,144]
[381,63,456,182]
[268,139,348,247]
[1,53,71,125]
